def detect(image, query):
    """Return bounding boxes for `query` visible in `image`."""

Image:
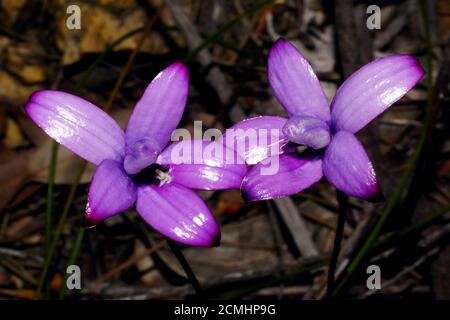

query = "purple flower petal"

[242,153,323,201]
[219,116,290,165]
[160,140,248,190]
[322,131,382,201]
[331,54,425,133]
[85,159,137,226]
[136,183,220,247]
[25,90,125,165]
[125,62,189,173]
[268,39,330,122]
[282,115,331,149]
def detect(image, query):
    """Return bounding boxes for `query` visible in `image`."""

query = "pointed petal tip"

[86,159,137,224]
[367,188,385,203]
[190,223,221,247]
[165,230,221,247]
[396,54,426,80]
[323,131,383,202]
[270,37,289,52]
[334,185,384,202]
[174,218,221,247]
[212,232,221,247]
[331,54,426,133]
[162,223,221,247]
[125,61,189,152]
[83,211,100,229]
[412,57,426,79]
[202,230,222,247]
[136,184,221,248]
[84,200,104,228]
[25,89,59,118]
[191,230,221,247]
[167,61,189,78]
[344,183,384,202]
[25,89,126,165]
[268,38,330,121]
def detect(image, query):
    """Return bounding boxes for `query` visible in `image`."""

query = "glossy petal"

[125,62,189,168]
[219,116,290,165]
[242,153,323,201]
[331,54,425,133]
[160,140,248,190]
[268,39,330,122]
[282,115,331,149]
[85,159,137,226]
[322,131,382,201]
[25,90,125,165]
[136,183,220,247]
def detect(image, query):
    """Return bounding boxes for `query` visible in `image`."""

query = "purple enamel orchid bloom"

[229,39,425,202]
[25,62,247,247]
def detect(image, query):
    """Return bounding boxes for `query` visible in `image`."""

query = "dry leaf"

[0,150,33,210]
[158,214,278,282]
[29,140,95,184]
[5,117,27,148]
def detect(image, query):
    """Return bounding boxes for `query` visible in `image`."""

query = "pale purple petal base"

[136,183,220,247]
[167,164,246,190]
[220,116,290,165]
[160,140,248,190]
[242,153,323,201]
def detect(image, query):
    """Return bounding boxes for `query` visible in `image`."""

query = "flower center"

[124,138,161,175]
[131,163,171,186]
[282,115,331,150]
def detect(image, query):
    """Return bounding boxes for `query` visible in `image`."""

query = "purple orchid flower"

[25,62,247,247]
[229,39,425,202]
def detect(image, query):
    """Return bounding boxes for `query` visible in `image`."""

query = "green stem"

[58,227,85,300]
[36,161,87,297]
[45,141,58,257]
